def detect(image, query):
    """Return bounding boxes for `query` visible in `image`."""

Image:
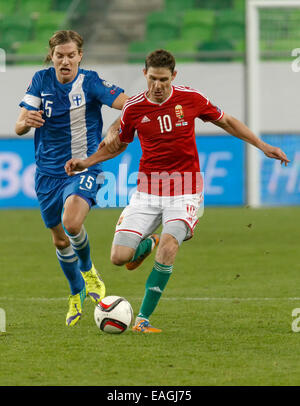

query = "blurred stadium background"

[0,0,299,209]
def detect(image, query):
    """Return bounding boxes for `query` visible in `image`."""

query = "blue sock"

[56,246,84,295]
[65,226,92,272]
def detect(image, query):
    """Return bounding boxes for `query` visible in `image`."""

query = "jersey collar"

[144,86,174,106]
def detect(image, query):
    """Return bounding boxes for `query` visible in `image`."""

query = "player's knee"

[158,235,179,257]
[62,216,82,236]
[111,246,134,266]
[53,236,69,250]
[64,224,81,236]
[110,254,125,266]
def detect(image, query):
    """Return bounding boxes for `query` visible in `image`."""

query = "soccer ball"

[94,295,133,334]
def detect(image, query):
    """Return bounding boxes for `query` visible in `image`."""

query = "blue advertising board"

[1,134,296,208]
[0,135,245,208]
[261,134,300,206]
[0,138,36,208]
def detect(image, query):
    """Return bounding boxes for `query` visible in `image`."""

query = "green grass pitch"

[1,206,300,386]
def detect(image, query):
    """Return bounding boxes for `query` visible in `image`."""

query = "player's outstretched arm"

[213,113,290,166]
[15,107,45,135]
[65,142,127,176]
[101,117,123,154]
[102,93,129,153]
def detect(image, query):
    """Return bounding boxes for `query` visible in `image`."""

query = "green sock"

[130,237,153,262]
[138,261,173,319]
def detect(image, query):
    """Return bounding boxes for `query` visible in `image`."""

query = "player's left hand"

[262,145,290,166]
[64,158,87,176]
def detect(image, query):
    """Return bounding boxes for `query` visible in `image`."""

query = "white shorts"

[115,191,203,241]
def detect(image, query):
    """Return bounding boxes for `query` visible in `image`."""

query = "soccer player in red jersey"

[65,49,290,333]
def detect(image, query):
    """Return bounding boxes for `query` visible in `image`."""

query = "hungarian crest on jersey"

[175,104,188,127]
[175,104,184,119]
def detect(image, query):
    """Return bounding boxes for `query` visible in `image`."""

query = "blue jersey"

[19,67,124,177]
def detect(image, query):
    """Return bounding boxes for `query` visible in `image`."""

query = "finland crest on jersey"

[19,67,124,177]
[72,94,82,106]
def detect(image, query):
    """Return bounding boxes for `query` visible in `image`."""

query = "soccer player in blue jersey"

[15,30,129,326]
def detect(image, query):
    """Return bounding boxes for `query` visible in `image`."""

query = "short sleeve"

[19,71,42,111]
[90,71,124,107]
[194,92,224,122]
[119,103,135,144]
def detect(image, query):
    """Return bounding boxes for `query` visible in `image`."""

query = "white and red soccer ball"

[94,295,133,334]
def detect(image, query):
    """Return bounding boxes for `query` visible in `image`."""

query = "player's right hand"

[24,110,45,128]
[99,128,122,154]
[64,158,87,176]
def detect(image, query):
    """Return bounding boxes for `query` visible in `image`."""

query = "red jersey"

[119,85,224,196]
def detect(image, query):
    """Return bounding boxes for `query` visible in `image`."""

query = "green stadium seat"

[215,24,244,44]
[214,9,245,44]
[128,40,165,63]
[0,0,17,15]
[0,39,18,54]
[198,39,235,61]
[1,17,33,43]
[51,0,73,11]
[183,9,215,27]
[15,40,49,65]
[17,40,48,56]
[36,11,66,41]
[146,12,180,42]
[18,0,51,14]
[233,0,245,12]
[230,39,245,61]
[36,11,66,29]
[234,38,245,59]
[165,39,199,62]
[164,0,196,12]
[194,0,233,10]
[182,26,214,43]
[181,9,215,43]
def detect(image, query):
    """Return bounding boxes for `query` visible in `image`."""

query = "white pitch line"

[1,297,300,302]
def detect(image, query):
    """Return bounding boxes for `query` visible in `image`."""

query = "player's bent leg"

[133,222,187,333]
[126,234,160,270]
[62,194,90,236]
[111,230,141,266]
[51,224,84,296]
[62,195,105,304]
[110,244,135,266]
[62,197,92,275]
[112,231,159,270]
[51,224,86,325]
